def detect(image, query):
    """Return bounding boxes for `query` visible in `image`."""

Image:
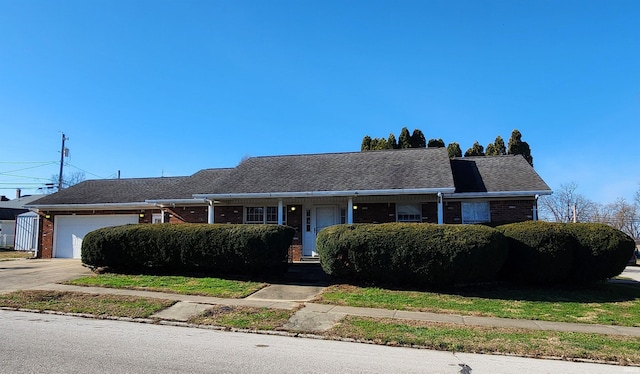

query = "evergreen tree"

[447,142,462,158]
[387,133,398,149]
[398,127,412,148]
[361,135,372,151]
[410,129,426,148]
[464,141,485,157]
[507,129,533,166]
[427,138,445,148]
[374,138,389,150]
[486,135,506,156]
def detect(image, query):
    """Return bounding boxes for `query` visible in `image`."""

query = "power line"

[64,162,106,179]
[0,162,58,175]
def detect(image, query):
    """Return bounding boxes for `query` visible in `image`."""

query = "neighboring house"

[26,148,552,259]
[0,195,44,249]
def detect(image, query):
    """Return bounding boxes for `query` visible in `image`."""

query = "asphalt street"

[1,310,636,374]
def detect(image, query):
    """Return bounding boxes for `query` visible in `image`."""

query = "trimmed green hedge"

[317,223,508,287]
[497,221,577,284]
[81,224,295,276]
[564,223,636,282]
[497,221,635,284]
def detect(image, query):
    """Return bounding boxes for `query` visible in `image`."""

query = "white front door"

[303,205,338,257]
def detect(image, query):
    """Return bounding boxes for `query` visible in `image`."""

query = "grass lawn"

[65,273,267,298]
[327,316,640,366]
[0,249,33,260]
[0,290,175,318]
[188,305,295,330]
[317,282,640,327]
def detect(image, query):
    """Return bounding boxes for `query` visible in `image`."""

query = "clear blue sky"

[1,0,638,204]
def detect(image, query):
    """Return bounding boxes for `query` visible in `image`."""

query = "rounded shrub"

[564,223,636,282]
[82,224,295,276]
[497,221,577,284]
[317,223,508,287]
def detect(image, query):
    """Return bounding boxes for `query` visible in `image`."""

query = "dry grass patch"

[0,250,33,260]
[0,290,175,318]
[189,305,295,330]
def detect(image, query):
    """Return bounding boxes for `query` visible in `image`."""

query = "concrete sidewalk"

[31,282,640,337]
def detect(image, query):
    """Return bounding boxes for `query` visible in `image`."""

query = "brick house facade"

[27,148,551,259]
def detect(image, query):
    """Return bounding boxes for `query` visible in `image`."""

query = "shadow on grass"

[439,281,640,303]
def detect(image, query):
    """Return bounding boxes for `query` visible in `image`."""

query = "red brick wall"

[353,203,397,223]
[490,199,535,225]
[215,206,243,224]
[286,205,303,246]
[39,214,53,258]
[421,202,438,223]
[443,201,462,224]
[167,207,208,224]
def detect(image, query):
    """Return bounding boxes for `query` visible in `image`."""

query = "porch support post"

[347,198,354,224]
[533,194,539,221]
[207,200,215,224]
[277,199,284,225]
[437,192,444,225]
[161,209,166,223]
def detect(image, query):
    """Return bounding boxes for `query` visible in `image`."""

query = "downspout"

[437,192,444,225]
[207,200,215,224]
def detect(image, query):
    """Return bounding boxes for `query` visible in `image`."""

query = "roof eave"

[24,202,154,211]
[444,190,553,199]
[146,198,208,207]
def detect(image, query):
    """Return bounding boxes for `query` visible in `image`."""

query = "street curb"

[1,306,634,368]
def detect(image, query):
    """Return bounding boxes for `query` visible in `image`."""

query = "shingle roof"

[27,150,551,207]
[27,177,188,205]
[179,168,235,195]
[450,155,551,193]
[205,148,455,194]
[0,195,45,220]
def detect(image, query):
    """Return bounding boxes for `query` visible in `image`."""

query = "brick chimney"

[16,188,21,199]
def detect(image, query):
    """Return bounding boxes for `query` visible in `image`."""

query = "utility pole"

[58,133,68,190]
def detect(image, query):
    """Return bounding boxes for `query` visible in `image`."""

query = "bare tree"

[49,171,86,192]
[601,198,640,242]
[538,182,598,222]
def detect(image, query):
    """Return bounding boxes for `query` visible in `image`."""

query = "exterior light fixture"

[139,213,145,218]
[290,206,296,211]
[45,214,51,219]
[353,205,358,210]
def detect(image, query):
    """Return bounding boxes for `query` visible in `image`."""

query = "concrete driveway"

[0,259,92,294]
[620,265,640,282]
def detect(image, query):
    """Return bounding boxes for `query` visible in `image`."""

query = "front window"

[462,201,490,224]
[397,204,422,222]
[245,206,280,224]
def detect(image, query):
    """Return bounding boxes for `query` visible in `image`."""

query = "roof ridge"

[248,147,439,160]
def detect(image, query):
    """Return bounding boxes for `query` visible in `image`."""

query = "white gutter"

[24,202,154,210]
[146,198,208,207]
[443,190,553,199]
[193,188,455,200]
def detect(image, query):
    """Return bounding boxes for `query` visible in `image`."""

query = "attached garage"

[53,215,139,258]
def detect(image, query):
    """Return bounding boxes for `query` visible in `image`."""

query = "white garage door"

[54,215,139,258]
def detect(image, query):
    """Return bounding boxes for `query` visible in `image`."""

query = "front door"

[303,205,338,257]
